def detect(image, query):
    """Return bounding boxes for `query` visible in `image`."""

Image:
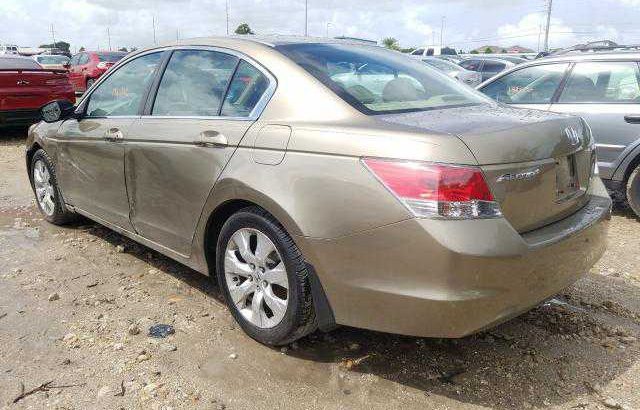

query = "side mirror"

[40,100,77,123]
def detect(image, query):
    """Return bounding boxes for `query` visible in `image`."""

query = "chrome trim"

[76,44,277,122]
[595,143,626,150]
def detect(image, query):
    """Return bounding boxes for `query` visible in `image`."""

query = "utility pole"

[326,22,332,38]
[304,0,308,36]
[152,15,157,45]
[440,16,445,48]
[226,0,229,35]
[107,27,111,50]
[50,24,56,47]
[176,28,179,41]
[543,0,553,52]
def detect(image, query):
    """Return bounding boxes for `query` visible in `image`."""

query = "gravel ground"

[1,131,639,410]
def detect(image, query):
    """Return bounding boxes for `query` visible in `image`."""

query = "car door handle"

[104,128,124,142]
[196,130,228,148]
[624,115,640,124]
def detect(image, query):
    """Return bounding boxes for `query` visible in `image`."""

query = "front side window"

[152,50,238,116]
[85,52,162,117]
[480,63,568,104]
[221,60,270,117]
[559,61,640,103]
[276,43,490,115]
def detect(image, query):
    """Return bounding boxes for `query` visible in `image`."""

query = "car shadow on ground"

[71,217,640,410]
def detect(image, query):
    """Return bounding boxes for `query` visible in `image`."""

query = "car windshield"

[98,52,126,62]
[0,57,41,69]
[422,58,459,72]
[276,43,489,115]
[36,55,69,64]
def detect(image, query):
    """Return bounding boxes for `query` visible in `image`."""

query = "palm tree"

[382,37,400,51]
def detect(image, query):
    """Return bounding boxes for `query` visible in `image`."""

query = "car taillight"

[362,158,502,219]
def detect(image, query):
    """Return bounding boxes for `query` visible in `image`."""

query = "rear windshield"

[36,55,69,65]
[0,57,41,69]
[276,43,489,115]
[422,58,460,72]
[97,52,126,63]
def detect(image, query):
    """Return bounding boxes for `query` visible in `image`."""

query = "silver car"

[477,52,640,216]
[422,57,482,87]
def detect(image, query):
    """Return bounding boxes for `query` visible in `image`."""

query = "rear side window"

[152,50,238,116]
[0,57,41,69]
[78,53,90,65]
[411,49,425,56]
[98,52,126,63]
[460,60,481,71]
[559,61,640,103]
[221,60,270,117]
[480,63,568,104]
[483,61,506,73]
[86,53,162,117]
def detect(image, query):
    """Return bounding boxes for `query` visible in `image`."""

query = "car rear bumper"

[0,109,41,127]
[300,177,611,338]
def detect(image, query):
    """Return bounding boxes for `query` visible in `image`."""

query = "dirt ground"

[1,131,639,410]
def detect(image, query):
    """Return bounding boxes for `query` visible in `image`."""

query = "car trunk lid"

[376,104,595,232]
[0,69,72,111]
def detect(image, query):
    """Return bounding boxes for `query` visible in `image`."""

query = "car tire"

[86,78,95,90]
[626,164,640,217]
[216,206,316,346]
[30,149,76,225]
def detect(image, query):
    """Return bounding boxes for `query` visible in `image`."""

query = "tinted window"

[480,64,568,104]
[559,62,640,103]
[78,53,90,65]
[0,57,41,69]
[97,52,126,63]
[86,53,162,117]
[411,49,425,56]
[483,61,506,73]
[152,50,238,116]
[70,54,80,65]
[276,43,489,115]
[460,59,482,71]
[221,61,270,117]
[36,55,69,65]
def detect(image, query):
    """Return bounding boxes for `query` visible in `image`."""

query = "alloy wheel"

[224,228,289,328]
[33,159,55,216]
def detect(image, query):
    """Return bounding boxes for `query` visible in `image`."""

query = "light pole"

[326,22,332,38]
[304,0,308,36]
[226,0,230,35]
[543,0,553,52]
[440,16,446,48]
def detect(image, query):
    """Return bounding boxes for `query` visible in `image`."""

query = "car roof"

[532,51,640,64]
[169,35,381,49]
[460,57,514,64]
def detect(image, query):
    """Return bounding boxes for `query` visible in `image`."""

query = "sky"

[1,0,640,53]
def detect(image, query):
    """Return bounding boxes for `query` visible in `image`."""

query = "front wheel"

[626,164,640,217]
[30,149,76,225]
[216,207,316,345]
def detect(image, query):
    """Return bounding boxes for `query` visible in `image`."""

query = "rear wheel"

[216,207,316,345]
[626,164,640,217]
[30,149,76,225]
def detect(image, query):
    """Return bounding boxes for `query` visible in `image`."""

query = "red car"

[68,51,127,93]
[0,56,75,129]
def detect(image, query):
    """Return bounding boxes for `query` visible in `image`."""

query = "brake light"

[362,158,502,219]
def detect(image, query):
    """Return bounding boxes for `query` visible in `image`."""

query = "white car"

[409,45,457,58]
[0,44,19,55]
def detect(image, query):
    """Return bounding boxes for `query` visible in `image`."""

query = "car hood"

[375,104,585,165]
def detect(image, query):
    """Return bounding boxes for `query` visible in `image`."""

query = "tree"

[382,37,400,51]
[501,48,507,53]
[470,50,479,54]
[484,47,493,54]
[39,41,71,53]
[79,46,85,52]
[234,23,254,35]
[118,47,128,52]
